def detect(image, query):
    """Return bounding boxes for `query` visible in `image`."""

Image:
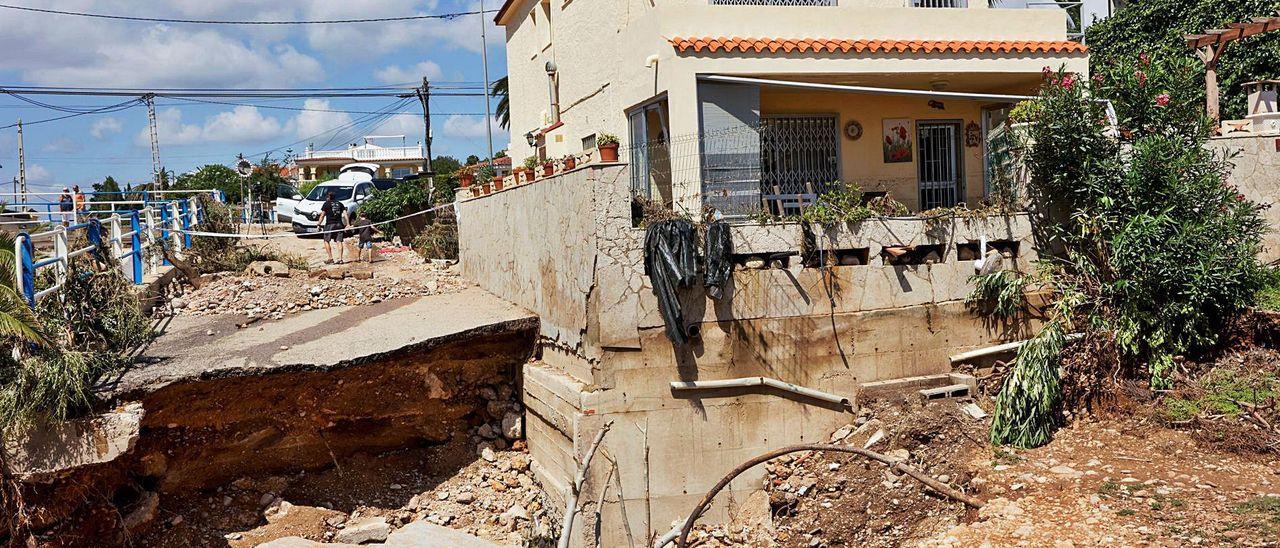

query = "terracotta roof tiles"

[669,37,1087,55]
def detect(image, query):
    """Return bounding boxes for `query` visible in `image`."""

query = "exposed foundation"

[457,165,1038,545]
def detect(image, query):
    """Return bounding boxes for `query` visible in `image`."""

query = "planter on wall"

[493,177,504,191]
[599,143,619,163]
[458,172,475,188]
[562,156,576,171]
[542,163,554,178]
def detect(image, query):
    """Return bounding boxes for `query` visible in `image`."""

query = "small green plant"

[359,182,431,239]
[597,133,619,146]
[1117,508,1137,517]
[801,182,872,225]
[967,269,1033,320]
[522,155,540,170]
[1098,481,1121,495]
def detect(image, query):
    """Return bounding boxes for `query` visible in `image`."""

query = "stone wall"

[457,165,1039,545]
[1211,133,1280,263]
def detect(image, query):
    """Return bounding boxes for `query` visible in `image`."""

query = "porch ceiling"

[752,72,1044,96]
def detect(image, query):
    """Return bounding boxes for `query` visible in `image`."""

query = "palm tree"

[0,232,47,347]
[492,76,510,130]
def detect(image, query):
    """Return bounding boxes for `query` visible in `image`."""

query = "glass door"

[917,121,961,210]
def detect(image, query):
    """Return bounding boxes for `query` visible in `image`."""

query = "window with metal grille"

[917,121,962,210]
[911,0,967,7]
[710,0,836,5]
[760,115,840,202]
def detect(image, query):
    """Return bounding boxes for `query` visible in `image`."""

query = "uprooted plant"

[976,60,1268,448]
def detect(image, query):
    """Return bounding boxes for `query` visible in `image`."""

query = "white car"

[290,163,380,235]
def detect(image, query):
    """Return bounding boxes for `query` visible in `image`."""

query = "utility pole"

[144,94,164,189]
[16,118,26,203]
[479,0,495,161]
[417,77,435,192]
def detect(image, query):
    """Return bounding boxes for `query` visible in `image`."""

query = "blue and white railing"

[9,190,221,306]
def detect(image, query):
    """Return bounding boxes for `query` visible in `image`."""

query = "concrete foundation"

[457,166,1037,545]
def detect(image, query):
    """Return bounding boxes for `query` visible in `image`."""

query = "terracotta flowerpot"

[494,177,504,191]
[563,157,576,171]
[482,183,492,195]
[459,172,475,188]
[470,186,482,198]
[542,163,555,178]
[599,143,619,162]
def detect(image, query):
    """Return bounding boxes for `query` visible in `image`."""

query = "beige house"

[496,0,1088,214]
[293,137,427,183]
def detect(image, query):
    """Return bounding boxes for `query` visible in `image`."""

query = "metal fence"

[9,190,220,307]
[911,0,967,7]
[709,0,836,5]
[624,120,842,217]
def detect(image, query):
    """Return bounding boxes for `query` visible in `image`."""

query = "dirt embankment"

[4,317,538,547]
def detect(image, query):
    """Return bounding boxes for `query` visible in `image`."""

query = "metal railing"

[710,0,836,5]
[300,145,426,162]
[11,191,219,306]
[911,0,967,7]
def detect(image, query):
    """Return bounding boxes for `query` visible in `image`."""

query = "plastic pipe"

[669,377,851,408]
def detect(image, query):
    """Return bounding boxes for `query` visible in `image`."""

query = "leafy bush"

[359,181,430,239]
[985,62,1268,447]
[800,182,873,225]
[1085,0,1280,121]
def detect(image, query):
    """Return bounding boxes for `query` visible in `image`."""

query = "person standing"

[320,191,348,264]
[352,211,378,264]
[57,187,74,226]
[72,185,88,222]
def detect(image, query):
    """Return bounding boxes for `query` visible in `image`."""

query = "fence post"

[109,213,124,276]
[144,206,159,272]
[169,202,183,256]
[158,205,170,265]
[53,225,68,290]
[130,211,143,284]
[14,234,32,306]
[179,200,192,249]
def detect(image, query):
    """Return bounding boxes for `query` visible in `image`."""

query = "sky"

[0,0,509,195]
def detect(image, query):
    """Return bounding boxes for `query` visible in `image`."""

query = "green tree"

[174,164,242,202]
[492,76,509,130]
[1085,0,1280,121]
[984,63,1267,448]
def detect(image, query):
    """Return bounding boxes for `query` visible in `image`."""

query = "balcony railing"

[710,0,836,4]
[911,0,966,7]
[300,145,426,162]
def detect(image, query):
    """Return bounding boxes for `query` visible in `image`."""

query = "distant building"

[294,136,427,182]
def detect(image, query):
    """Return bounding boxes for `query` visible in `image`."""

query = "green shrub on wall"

[1085,0,1280,121]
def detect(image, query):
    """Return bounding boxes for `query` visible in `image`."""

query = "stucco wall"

[1210,133,1280,263]
[760,89,999,209]
[500,0,1086,213]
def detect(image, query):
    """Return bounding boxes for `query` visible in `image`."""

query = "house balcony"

[625,75,1037,217]
[298,144,427,163]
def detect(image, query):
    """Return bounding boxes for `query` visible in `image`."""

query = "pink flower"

[1061,73,1077,89]
[1136,70,1147,86]
[1042,66,1052,78]
[1155,93,1171,107]
[1139,53,1150,65]
[1093,74,1105,84]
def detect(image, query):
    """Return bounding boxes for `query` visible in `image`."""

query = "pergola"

[1185,16,1280,124]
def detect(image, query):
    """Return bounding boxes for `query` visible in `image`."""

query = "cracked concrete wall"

[458,165,630,384]
[1210,134,1280,263]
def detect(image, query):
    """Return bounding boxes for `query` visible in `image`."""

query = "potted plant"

[522,156,539,182]
[562,154,577,171]
[470,185,482,198]
[458,170,475,188]
[541,159,555,178]
[477,164,498,191]
[597,133,620,162]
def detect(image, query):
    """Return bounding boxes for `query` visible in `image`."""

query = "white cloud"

[90,117,123,139]
[303,0,502,60]
[41,137,82,154]
[374,61,444,85]
[291,99,353,141]
[442,115,503,140]
[26,164,52,184]
[137,106,285,146]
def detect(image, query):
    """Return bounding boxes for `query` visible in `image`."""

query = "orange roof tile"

[669,37,1087,55]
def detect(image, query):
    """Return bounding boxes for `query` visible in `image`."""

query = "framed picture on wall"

[883,118,913,163]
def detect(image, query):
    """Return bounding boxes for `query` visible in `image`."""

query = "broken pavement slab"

[98,288,537,401]
[2,402,143,479]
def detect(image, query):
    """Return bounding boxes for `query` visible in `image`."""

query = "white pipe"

[949,332,1084,363]
[669,376,851,407]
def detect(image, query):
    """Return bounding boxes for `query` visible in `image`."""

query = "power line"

[0,97,142,129]
[0,3,497,25]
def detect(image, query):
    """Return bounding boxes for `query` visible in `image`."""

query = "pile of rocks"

[472,383,524,453]
[160,263,468,320]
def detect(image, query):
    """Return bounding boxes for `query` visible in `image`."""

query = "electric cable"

[0,3,497,25]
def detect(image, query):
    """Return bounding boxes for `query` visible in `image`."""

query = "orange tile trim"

[669,37,1088,55]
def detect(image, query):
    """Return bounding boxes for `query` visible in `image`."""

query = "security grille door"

[917,122,961,209]
[760,115,839,202]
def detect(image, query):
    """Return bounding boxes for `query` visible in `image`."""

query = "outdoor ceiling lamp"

[525,131,538,147]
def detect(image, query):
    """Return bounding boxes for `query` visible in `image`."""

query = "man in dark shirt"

[320,191,348,264]
[352,211,378,263]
